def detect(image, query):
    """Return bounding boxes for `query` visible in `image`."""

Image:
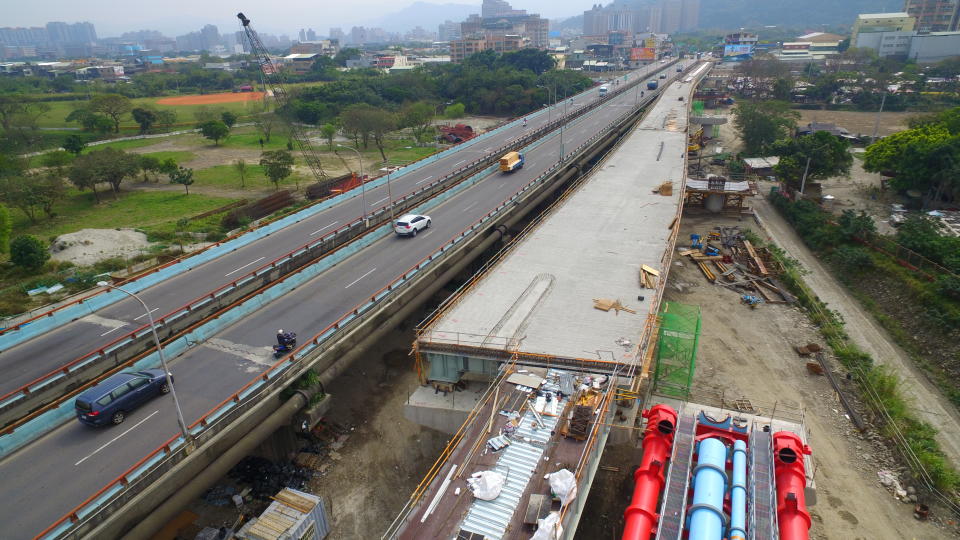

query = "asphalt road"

[0,62,687,538]
[0,61,676,398]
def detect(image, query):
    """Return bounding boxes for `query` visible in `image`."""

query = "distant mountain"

[366,2,477,33]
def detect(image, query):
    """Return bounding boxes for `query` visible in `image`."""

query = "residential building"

[458,0,549,50]
[904,0,960,32]
[291,40,339,55]
[438,20,461,41]
[851,12,915,43]
[329,28,345,43]
[283,53,320,74]
[450,34,522,62]
[659,0,700,33]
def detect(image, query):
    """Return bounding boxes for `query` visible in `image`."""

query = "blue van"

[74,369,172,426]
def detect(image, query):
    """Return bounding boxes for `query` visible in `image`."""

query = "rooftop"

[857,12,911,19]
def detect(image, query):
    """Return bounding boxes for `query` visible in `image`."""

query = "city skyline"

[3,0,593,37]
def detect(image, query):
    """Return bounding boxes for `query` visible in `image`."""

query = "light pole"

[537,84,556,124]
[97,281,191,446]
[337,144,368,226]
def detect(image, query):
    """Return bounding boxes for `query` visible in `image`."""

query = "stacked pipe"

[773,431,813,540]
[687,437,727,540]
[622,404,678,540]
[729,439,747,540]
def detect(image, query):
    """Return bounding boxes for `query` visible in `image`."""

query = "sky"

[6,0,592,37]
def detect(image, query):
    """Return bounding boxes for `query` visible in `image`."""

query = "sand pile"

[50,228,152,266]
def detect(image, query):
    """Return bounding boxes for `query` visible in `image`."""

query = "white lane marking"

[526,162,536,168]
[454,159,466,166]
[415,176,433,185]
[100,324,128,337]
[371,196,388,206]
[132,308,159,321]
[482,147,492,153]
[345,268,377,289]
[463,202,477,212]
[310,221,339,235]
[75,410,160,466]
[224,257,265,277]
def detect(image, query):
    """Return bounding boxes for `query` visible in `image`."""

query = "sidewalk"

[752,192,960,468]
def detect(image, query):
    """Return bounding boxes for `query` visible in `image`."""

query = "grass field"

[10,189,239,240]
[140,150,197,164]
[37,95,261,129]
[194,163,312,191]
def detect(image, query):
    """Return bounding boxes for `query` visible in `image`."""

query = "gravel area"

[50,228,152,266]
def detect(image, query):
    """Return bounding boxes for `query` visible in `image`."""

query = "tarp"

[546,469,577,506]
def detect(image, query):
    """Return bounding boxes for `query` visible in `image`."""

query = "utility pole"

[871,92,887,141]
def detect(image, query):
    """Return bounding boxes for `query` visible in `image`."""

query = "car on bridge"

[74,369,173,426]
[394,214,432,237]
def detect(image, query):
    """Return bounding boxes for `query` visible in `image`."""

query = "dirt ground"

[795,110,916,138]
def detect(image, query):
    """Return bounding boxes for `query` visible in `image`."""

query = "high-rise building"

[904,0,960,31]
[658,0,699,33]
[482,0,526,18]
[299,29,307,42]
[457,0,548,51]
[306,29,317,41]
[438,20,461,41]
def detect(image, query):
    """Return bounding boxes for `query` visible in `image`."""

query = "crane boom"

[238,12,328,182]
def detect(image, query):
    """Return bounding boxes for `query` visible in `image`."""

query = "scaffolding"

[652,302,701,399]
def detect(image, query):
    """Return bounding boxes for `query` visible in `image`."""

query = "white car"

[394,214,431,236]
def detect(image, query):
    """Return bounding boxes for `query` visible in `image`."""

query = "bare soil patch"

[50,228,151,266]
[155,92,266,106]
[795,109,915,138]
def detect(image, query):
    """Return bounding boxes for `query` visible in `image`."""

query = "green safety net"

[692,100,705,116]
[652,301,701,399]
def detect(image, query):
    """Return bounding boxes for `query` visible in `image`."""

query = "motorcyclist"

[522,118,527,127]
[276,329,296,349]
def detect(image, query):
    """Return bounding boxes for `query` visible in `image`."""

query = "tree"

[156,109,178,129]
[370,109,398,161]
[732,100,799,155]
[137,154,163,182]
[63,134,86,156]
[66,108,112,134]
[0,204,10,254]
[199,120,230,146]
[41,150,73,172]
[69,147,140,201]
[864,117,960,203]
[0,96,49,151]
[443,103,465,119]
[221,111,238,128]
[193,106,226,124]
[500,48,555,75]
[770,131,853,190]
[88,94,132,133]
[131,107,159,134]
[259,150,294,190]
[0,174,64,222]
[9,235,49,270]
[837,209,877,240]
[340,104,375,148]
[320,123,338,149]
[168,166,195,194]
[400,102,435,144]
[772,78,793,101]
[233,158,248,188]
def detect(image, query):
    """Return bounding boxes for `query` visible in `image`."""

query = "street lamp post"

[537,84,556,124]
[337,144,368,226]
[97,281,191,446]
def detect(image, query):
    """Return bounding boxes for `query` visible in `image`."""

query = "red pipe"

[773,431,812,540]
[622,404,678,540]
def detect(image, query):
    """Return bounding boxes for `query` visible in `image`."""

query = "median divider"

[33,61,682,540]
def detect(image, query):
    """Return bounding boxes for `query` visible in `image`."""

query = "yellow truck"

[499,151,525,172]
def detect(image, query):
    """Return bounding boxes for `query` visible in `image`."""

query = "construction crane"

[237,12,328,183]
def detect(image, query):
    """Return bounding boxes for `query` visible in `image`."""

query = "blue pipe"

[688,437,728,540]
[730,439,747,540]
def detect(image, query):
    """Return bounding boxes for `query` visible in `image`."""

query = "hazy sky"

[7,0,591,36]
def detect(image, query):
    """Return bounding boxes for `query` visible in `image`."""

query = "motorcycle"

[273,331,297,357]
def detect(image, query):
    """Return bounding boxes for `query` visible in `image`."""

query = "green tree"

[89,94,133,133]
[137,154,163,182]
[0,174,64,222]
[772,78,792,101]
[9,235,49,270]
[320,122,338,149]
[69,147,140,201]
[131,107,159,134]
[63,134,87,156]
[864,121,960,201]
[41,150,73,172]
[221,111,238,128]
[732,100,799,155]
[156,109,178,129]
[233,158,248,188]
[443,103,465,119]
[0,96,50,150]
[199,120,230,146]
[837,209,877,240]
[400,102,435,144]
[770,131,853,190]
[500,48,555,75]
[0,203,10,254]
[66,108,112,134]
[334,48,362,66]
[259,150,294,190]
[168,166,195,195]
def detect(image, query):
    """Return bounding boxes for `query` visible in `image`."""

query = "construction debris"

[640,265,660,289]
[592,298,636,314]
[679,225,795,307]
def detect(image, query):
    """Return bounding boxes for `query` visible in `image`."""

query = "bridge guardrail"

[35,60,681,540]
